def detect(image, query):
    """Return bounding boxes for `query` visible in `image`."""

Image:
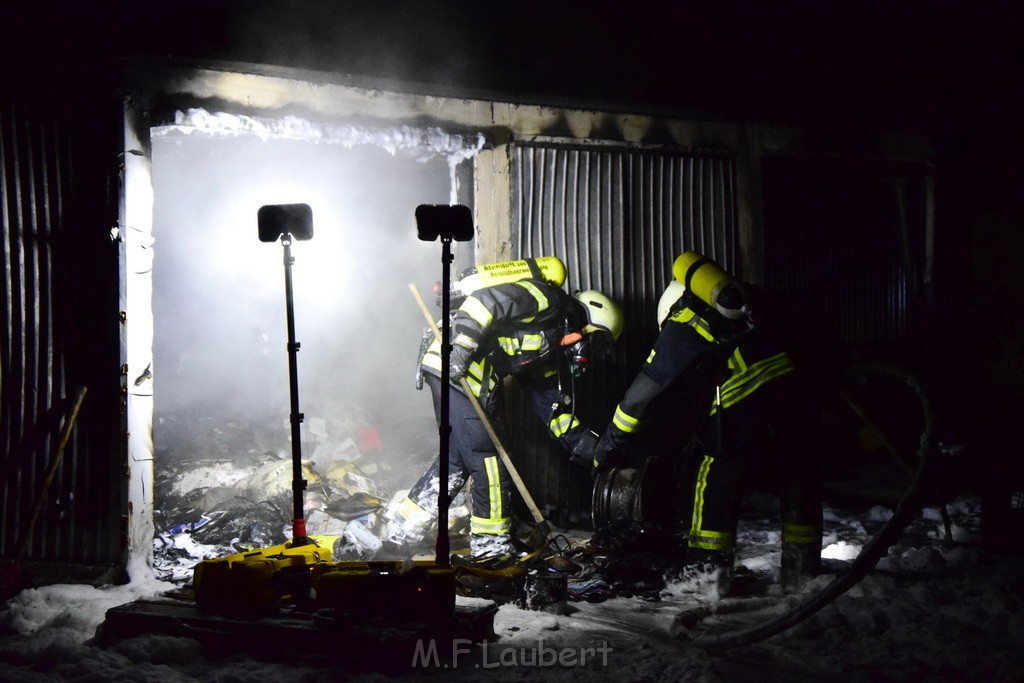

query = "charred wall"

[1,80,127,585]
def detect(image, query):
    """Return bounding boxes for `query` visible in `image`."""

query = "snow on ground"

[1,495,1022,682]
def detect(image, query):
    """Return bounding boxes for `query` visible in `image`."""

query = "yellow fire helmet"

[575,289,623,341]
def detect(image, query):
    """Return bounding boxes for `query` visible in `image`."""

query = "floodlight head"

[258,203,314,242]
[415,204,474,242]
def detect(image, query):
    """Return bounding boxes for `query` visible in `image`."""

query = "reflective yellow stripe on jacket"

[611,404,641,434]
[549,412,582,439]
[514,279,549,315]
[497,332,545,355]
[668,307,717,342]
[712,350,793,413]
[421,340,498,398]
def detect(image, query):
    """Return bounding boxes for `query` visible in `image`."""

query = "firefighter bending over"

[386,275,622,565]
[593,251,823,595]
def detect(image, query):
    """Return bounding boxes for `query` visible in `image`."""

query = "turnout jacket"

[598,297,794,457]
[419,278,590,448]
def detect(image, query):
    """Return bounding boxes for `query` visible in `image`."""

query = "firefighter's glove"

[591,433,624,474]
[448,344,473,382]
[569,430,599,468]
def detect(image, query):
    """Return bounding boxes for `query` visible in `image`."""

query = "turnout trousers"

[687,370,823,570]
[402,374,514,555]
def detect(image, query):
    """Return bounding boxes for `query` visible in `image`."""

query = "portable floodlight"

[415,204,472,565]
[258,203,314,242]
[259,203,314,546]
[415,204,474,243]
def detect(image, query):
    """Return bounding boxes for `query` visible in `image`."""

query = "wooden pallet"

[98,588,498,669]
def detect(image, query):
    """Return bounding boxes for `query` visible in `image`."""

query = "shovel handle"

[2,386,87,597]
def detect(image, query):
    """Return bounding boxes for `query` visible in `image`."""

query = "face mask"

[568,338,590,378]
[562,331,611,378]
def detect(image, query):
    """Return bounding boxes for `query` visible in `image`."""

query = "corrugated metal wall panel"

[762,159,931,355]
[1,95,125,577]
[770,217,908,348]
[2,101,67,556]
[509,141,737,524]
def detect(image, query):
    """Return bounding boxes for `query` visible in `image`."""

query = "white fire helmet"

[657,280,687,328]
[574,290,623,341]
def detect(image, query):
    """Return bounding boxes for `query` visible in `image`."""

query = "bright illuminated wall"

[151,128,470,489]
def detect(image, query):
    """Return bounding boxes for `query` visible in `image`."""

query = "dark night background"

[3,2,1021,197]
[5,0,1022,252]
[3,0,1024,499]
[6,1,1023,134]
[3,5,1024,677]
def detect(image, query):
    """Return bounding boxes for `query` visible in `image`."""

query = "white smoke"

[150,108,485,507]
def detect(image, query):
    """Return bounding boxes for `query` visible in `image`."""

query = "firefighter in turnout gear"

[593,252,822,594]
[387,275,623,563]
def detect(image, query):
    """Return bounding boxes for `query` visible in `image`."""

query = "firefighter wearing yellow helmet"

[386,259,622,565]
[593,251,823,595]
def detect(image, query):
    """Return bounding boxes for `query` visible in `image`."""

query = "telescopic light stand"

[188,205,318,618]
[414,204,474,566]
[258,202,315,548]
[435,233,455,565]
[280,233,313,546]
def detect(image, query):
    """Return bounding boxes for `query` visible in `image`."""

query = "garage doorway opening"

[147,110,481,580]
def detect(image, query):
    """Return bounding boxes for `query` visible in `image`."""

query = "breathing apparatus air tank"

[672,251,746,320]
[455,256,567,296]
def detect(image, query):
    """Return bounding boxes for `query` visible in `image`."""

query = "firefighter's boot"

[781,540,821,593]
[678,548,734,598]
[463,532,516,564]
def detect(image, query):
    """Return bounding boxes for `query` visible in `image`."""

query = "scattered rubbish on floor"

[152,404,981,622]
[153,406,435,582]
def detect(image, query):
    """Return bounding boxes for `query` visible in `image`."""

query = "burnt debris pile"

[152,403,450,582]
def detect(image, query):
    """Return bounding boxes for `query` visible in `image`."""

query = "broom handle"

[408,284,548,530]
[11,386,88,563]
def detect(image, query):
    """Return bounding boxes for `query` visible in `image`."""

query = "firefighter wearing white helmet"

[657,279,687,329]
[386,270,622,566]
[592,251,823,596]
[576,289,624,341]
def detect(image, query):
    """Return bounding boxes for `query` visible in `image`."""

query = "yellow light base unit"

[193,539,333,616]
[312,560,456,624]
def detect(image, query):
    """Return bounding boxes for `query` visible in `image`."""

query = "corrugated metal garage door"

[762,157,933,357]
[508,140,737,525]
[1,96,125,580]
